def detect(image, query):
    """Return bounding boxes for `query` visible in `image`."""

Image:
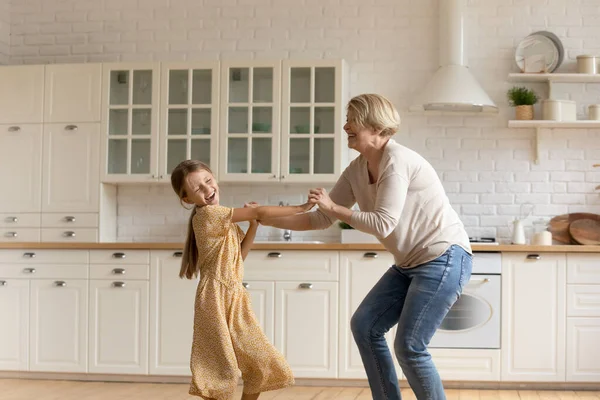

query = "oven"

[428,251,501,349]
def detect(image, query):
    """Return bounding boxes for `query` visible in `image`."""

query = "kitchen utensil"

[542,99,576,121]
[515,32,561,73]
[509,218,526,245]
[577,55,598,74]
[548,213,600,244]
[568,219,600,245]
[589,105,600,120]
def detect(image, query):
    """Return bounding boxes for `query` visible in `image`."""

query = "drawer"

[41,213,98,228]
[0,213,40,228]
[568,254,600,284]
[567,285,600,317]
[90,264,149,280]
[0,228,40,242]
[0,264,88,279]
[0,249,88,264]
[244,250,339,281]
[90,250,150,265]
[41,228,98,243]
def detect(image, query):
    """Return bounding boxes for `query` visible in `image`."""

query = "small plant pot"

[515,105,534,120]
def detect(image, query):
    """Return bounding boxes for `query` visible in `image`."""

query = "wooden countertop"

[0,242,600,252]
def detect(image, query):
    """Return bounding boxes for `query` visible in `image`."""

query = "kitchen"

[1,0,600,398]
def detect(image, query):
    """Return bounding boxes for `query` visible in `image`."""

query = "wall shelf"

[508,73,600,83]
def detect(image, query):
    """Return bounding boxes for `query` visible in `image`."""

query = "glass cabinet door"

[102,64,159,182]
[219,63,280,182]
[282,61,342,182]
[160,63,219,179]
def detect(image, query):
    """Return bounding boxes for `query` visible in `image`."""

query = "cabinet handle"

[4,231,17,237]
[65,125,78,131]
[242,282,249,289]
[63,231,76,238]
[299,283,313,289]
[112,282,126,288]
[363,252,378,258]
[173,251,183,257]
[0,280,6,286]
[112,252,126,259]
[267,252,282,258]
[280,175,286,179]
[7,126,20,132]
[23,268,36,274]
[526,254,541,260]
[112,268,126,275]
[63,216,76,223]
[159,175,163,179]
[5,216,17,223]
[594,164,600,168]
[54,281,67,287]
[270,174,277,179]
[23,252,36,258]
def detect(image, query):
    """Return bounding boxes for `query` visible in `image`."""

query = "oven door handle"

[467,278,491,285]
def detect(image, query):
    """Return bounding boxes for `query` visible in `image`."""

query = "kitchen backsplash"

[5,0,600,242]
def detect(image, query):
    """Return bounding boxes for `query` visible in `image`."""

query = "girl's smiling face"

[182,169,220,207]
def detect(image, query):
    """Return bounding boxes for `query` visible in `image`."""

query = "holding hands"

[308,188,335,212]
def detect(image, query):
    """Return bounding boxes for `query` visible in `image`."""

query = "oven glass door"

[428,274,501,349]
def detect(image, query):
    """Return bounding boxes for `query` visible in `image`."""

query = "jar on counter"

[531,218,552,246]
[589,104,600,120]
[577,55,598,74]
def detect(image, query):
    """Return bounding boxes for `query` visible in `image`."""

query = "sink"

[254,240,324,244]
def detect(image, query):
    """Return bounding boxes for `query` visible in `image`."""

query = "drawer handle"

[242,282,249,289]
[526,254,541,260]
[5,232,17,238]
[7,126,20,132]
[112,268,126,275]
[5,216,18,223]
[63,231,76,238]
[112,282,126,288]
[0,280,6,286]
[63,216,76,223]
[112,252,126,259]
[267,252,282,258]
[173,251,183,257]
[65,125,78,131]
[23,252,36,258]
[54,281,67,287]
[363,252,378,258]
[299,283,313,289]
[23,268,36,274]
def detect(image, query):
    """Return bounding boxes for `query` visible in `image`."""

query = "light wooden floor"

[1,379,599,400]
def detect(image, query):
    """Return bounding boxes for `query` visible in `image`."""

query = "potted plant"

[507,86,538,120]
[338,221,379,244]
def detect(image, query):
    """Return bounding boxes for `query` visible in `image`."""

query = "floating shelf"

[508,120,600,128]
[508,73,600,83]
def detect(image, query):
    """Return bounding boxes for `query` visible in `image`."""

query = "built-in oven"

[428,249,501,349]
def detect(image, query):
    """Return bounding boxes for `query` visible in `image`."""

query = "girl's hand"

[244,202,259,225]
[309,188,335,212]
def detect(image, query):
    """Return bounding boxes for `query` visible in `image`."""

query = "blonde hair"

[346,93,401,137]
[170,160,213,280]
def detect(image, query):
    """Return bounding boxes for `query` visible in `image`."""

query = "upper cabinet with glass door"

[100,63,160,183]
[219,62,281,182]
[159,62,219,181]
[281,60,349,183]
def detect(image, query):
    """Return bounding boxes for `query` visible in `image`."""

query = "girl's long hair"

[170,160,213,279]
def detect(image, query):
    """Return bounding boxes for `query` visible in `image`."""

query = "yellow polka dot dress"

[188,205,294,400]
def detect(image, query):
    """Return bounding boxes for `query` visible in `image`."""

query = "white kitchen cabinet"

[100,63,160,183]
[566,318,600,382]
[0,65,44,124]
[149,250,196,376]
[159,62,220,181]
[338,251,399,379]
[44,64,102,123]
[0,279,29,371]
[430,349,501,382]
[243,280,275,343]
[0,124,43,214]
[275,281,338,378]
[88,279,148,374]
[29,278,88,373]
[42,123,100,213]
[280,59,350,183]
[501,253,566,382]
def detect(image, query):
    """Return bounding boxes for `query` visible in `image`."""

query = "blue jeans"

[350,245,472,400]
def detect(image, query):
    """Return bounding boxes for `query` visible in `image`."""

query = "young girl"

[170,160,316,400]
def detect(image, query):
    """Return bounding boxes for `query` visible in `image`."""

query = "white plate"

[515,33,560,73]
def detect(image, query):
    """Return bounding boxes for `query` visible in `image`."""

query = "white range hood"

[410,0,498,113]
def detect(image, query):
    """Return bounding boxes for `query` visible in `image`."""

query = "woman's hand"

[244,202,259,225]
[309,188,335,212]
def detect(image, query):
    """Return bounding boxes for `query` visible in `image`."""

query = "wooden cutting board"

[569,219,600,245]
[548,213,600,244]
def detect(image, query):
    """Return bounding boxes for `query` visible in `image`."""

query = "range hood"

[410,0,498,113]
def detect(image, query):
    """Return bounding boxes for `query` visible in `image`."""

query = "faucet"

[279,201,292,241]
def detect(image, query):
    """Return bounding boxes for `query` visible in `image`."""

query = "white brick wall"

[6,0,600,242]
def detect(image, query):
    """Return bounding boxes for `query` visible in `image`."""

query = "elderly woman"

[263,93,472,400]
